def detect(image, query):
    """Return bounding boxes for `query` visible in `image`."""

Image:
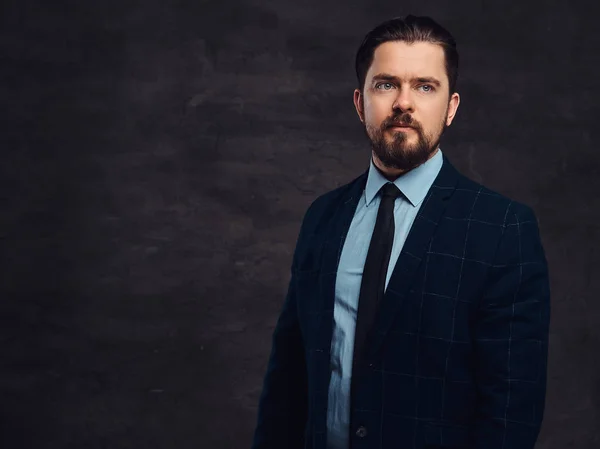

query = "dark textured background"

[1,1,599,448]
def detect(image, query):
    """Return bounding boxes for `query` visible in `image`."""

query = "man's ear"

[353,88,364,123]
[446,92,460,126]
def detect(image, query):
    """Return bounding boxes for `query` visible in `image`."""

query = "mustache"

[386,114,419,128]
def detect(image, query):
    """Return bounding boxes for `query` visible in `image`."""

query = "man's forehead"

[368,41,446,79]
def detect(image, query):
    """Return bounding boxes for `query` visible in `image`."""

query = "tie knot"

[380,182,401,199]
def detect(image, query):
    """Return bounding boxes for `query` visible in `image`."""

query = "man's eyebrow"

[371,73,442,86]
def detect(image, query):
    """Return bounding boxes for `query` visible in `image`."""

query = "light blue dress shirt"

[325,148,444,449]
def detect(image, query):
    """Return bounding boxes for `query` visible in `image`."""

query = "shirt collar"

[364,147,444,208]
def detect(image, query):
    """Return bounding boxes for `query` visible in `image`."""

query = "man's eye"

[376,82,393,90]
[420,85,434,92]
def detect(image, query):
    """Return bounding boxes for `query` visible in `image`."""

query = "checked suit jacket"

[251,152,551,449]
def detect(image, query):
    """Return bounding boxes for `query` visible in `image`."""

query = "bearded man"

[251,14,551,449]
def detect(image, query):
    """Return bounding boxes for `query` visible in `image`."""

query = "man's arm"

[250,203,314,449]
[473,203,551,449]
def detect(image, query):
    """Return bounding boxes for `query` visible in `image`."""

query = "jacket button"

[356,426,367,438]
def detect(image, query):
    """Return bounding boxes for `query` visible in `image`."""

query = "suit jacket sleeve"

[250,202,314,449]
[473,203,551,449]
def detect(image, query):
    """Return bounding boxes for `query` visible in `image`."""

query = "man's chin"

[386,135,416,148]
[387,145,419,156]
[375,148,432,170]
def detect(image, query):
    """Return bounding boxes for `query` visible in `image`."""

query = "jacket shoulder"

[453,172,538,227]
[300,172,364,230]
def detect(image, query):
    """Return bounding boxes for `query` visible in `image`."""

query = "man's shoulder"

[303,171,366,220]
[454,171,538,226]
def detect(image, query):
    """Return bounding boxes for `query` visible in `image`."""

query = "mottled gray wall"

[1,0,598,448]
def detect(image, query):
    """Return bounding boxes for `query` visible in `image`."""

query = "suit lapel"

[317,170,368,334]
[307,170,367,418]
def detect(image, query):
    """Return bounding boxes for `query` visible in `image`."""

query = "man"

[251,15,551,449]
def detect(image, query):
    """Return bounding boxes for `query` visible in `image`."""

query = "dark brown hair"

[355,15,459,97]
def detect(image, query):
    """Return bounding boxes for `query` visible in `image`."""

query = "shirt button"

[356,426,367,438]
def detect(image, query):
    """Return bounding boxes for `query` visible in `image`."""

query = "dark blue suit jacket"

[251,154,551,449]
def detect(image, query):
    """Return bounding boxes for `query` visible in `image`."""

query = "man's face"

[353,41,460,176]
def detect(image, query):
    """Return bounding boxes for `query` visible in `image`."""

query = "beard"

[363,109,448,172]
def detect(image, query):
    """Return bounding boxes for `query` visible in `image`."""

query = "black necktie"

[352,182,401,373]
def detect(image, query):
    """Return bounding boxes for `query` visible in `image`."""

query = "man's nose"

[392,88,414,112]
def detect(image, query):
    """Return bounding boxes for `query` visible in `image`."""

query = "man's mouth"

[389,125,414,129]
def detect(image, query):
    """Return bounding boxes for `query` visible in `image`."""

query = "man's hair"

[355,15,459,97]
